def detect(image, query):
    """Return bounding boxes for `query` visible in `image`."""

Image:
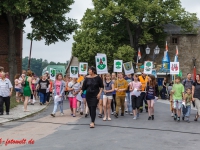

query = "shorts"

[68,97,77,108]
[82,94,86,99]
[173,100,182,109]
[15,88,21,92]
[100,92,104,100]
[103,95,113,99]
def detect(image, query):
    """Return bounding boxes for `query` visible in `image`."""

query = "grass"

[10,94,20,109]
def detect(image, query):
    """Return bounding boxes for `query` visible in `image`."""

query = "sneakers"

[111,112,114,115]
[133,116,137,120]
[125,112,129,115]
[60,113,64,116]
[148,116,151,120]
[130,112,133,115]
[40,102,42,105]
[114,113,118,118]
[137,113,139,118]
[85,114,88,118]
[177,117,180,122]
[121,113,124,116]
[174,114,177,121]
[6,112,9,115]
[152,115,154,120]
[80,112,83,115]
[171,113,174,117]
[182,116,185,121]
[98,114,103,118]
[51,113,55,117]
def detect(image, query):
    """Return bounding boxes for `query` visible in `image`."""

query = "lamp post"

[145,45,160,67]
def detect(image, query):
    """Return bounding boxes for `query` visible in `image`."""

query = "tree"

[0,0,78,81]
[72,0,197,66]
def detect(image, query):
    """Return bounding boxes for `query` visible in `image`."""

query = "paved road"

[0,100,200,150]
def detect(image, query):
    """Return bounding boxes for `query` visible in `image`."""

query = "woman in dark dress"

[80,66,103,128]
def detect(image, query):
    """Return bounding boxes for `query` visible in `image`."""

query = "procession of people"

[0,65,200,129]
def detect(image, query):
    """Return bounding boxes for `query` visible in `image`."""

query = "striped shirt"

[0,78,13,97]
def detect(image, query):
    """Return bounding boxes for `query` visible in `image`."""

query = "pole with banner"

[95,54,108,74]
[114,60,123,88]
[50,68,56,81]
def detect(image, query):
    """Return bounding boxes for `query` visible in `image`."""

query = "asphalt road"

[1,100,200,150]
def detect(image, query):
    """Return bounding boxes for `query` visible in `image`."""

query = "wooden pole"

[117,72,118,88]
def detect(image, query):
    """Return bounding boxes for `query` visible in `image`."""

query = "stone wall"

[0,15,22,73]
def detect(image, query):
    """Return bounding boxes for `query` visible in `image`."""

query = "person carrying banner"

[139,72,148,113]
[114,72,128,118]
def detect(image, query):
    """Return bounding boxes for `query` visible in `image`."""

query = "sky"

[22,0,200,63]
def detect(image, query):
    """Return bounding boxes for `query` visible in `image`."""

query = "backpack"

[183,79,193,87]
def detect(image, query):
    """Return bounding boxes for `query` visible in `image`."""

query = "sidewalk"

[0,99,49,124]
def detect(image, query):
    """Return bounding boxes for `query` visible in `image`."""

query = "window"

[172,37,178,44]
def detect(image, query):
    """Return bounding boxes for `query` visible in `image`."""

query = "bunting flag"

[138,48,141,60]
[166,41,168,51]
[174,46,179,62]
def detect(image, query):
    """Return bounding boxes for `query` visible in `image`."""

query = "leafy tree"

[0,0,78,81]
[72,0,197,67]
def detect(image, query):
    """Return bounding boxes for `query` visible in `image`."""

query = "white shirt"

[0,78,13,97]
[68,81,81,97]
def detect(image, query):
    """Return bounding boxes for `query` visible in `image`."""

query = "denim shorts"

[15,88,21,92]
[173,100,182,109]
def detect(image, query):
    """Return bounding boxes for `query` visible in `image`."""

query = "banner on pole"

[114,60,123,72]
[170,62,179,74]
[50,68,56,80]
[152,69,157,78]
[70,66,79,78]
[144,61,153,74]
[79,62,88,75]
[95,54,108,74]
[123,61,134,75]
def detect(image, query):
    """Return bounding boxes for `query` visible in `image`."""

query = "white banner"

[144,61,153,74]
[79,62,88,75]
[50,68,56,80]
[114,60,123,72]
[170,62,179,74]
[123,61,134,75]
[70,66,79,78]
[95,54,108,74]
[152,69,157,78]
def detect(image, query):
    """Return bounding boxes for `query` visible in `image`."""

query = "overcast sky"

[22,0,200,63]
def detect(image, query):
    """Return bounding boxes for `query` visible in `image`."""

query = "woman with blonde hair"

[23,70,33,112]
[103,73,114,121]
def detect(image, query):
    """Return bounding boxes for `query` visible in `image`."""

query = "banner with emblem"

[123,61,134,75]
[50,68,56,80]
[70,66,79,78]
[114,60,123,72]
[95,54,108,74]
[144,61,153,74]
[79,62,88,75]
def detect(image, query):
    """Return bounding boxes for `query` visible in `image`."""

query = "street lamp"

[145,45,160,68]
[145,46,150,54]
[154,45,160,55]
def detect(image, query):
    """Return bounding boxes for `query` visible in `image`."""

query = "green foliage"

[0,0,78,45]
[113,45,135,62]
[72,0,198,65]
[22,57,68,76]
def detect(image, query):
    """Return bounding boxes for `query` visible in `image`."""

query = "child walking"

[182,88,192,123]
[171,76,185,122]
[146,75,158,120]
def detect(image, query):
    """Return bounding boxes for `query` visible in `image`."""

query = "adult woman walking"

[51,73,65,117]
[80,66,103,128]
[23,70,33,112]
[36,74,50,105]
[192,74,200,121]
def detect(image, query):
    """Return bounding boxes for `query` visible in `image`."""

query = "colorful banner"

[144,61,153,74]
[79,62,88,75]
[95,54,108,74]
[152,69,157,78]
[70,66,79,78]
[170,62,179,74]
[114,60,123,72]
[123,61,134,75]
[50,68,56,80]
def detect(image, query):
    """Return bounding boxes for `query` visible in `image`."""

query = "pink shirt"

[129,81,142,96]
[55,80,61,95]
[15,79,21,89]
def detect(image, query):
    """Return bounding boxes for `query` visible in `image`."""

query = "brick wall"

[0,15,22,73]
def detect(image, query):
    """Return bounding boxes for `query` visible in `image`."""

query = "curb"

[0,100,52,124]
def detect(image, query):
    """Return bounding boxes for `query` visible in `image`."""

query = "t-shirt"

[38,79,50,93]
[124,77,132,93]
[193,82,200,99]
[129,81,142,96]
[15,79,21,89]
[114,79,128,96]
[184,93,192,106]
[0,78,13,97]
[172,83,184,100]
[55,80,61,95]
[68,81,81,97]
[104,81,113,96]
[182,79,193,92]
